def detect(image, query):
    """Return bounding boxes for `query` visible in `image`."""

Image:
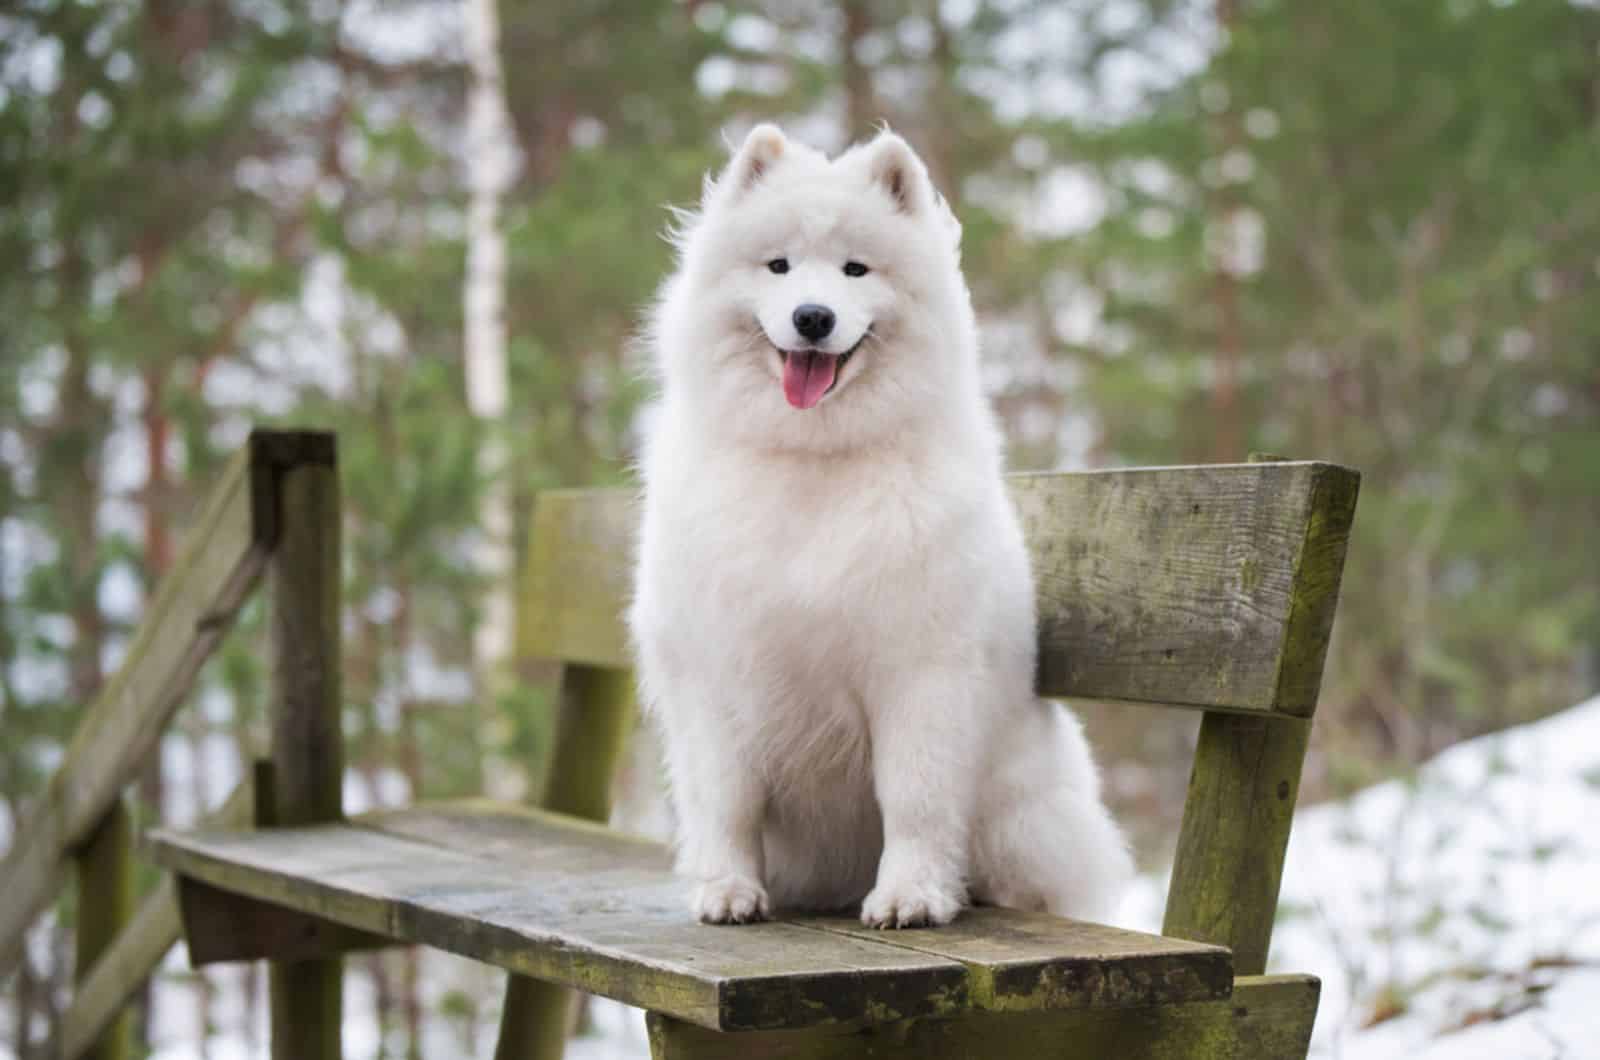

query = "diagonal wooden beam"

[0,431,332,983]
[57,774,260,1060]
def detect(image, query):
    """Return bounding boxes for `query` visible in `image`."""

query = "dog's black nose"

[792,304,836,342]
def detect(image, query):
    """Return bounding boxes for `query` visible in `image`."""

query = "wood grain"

[151,802,1232,1032]
[516,461,1360,716]
[1162,714,1310,975]
[266,452,345,1060]
[799,907,1231,1013]
[149,811,967,1032]
[71,798,133,1060]
[1162,455,1359,974]
[178,876,391,965]
[646,974,1320,1060]
[1012,460,1359,714]
[371,805,1232,1014]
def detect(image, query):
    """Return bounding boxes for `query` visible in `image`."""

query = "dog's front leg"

[665,716,770,924]
[861,669,979,928]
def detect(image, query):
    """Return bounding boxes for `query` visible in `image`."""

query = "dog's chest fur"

[646,432,991,680]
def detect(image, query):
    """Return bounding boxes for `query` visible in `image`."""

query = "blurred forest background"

[2,0,1598,1055]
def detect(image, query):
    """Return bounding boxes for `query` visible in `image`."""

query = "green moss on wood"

[647,975,1320,1060]
[1163,715,1310,975]
[267,457,344,1060]
[73,799,133,1060]
[518,461,1361,716]
[150,802,1240,1035]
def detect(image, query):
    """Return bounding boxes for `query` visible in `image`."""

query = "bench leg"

[646,974,1318,1060]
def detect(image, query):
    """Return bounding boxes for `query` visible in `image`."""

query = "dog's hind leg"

[971,703,1133,922]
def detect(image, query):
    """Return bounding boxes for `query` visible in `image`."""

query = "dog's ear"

[716,123,788,199]
[863,130,935,215]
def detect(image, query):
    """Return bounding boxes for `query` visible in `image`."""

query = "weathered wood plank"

[148,813,970,1032]
[71,799,133,1060]
[518,489,638,670]
[178,877,392,965]
[1014,460,1359,714]
[646,974,1319,1060]
[517,462,1360,715]
[495,664,638,1060]
[798,907,1230,1012]
[0,433,308,980]
[539,665,637,821]
[1162,715,1309,976]
[267,452,344,1060]
[60,773,258,1060]
[357,799,666,869]
[1161,455,1358,974]
[269,458,345,831]
[367,804,1233,1012]
[1264,459,1361,714]
[155,803,1238,1030]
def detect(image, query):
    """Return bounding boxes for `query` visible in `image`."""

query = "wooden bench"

[148,451,1359,1059]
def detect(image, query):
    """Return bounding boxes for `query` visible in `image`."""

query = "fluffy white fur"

[629,125,1132,928]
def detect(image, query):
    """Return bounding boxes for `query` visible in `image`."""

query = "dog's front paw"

[860,876,964,929]
[692,875,771,924]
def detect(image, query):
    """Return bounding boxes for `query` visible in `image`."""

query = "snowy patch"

[1121,694,1600,1058]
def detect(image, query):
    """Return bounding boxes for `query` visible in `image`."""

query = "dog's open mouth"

[777,337,863,410]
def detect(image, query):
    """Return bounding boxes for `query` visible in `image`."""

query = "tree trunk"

[463,0,516,670]
[138,363,174,1050]
[1208,0,1244,464]
[464,0,520,793]
[839,0,877,141]
[924,0,959,191]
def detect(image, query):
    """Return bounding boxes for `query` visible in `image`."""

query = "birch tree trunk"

[463,0,519,764]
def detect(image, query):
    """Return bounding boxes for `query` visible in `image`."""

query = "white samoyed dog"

[629,125,1131,928]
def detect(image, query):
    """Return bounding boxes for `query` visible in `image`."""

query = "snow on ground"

[30,696,1596,1059]
[1122,693,1600,1059]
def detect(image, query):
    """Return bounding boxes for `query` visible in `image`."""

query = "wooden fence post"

[71,797,133,1060]
[263,434,343,1060]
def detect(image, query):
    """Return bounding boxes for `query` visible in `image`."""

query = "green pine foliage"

[1048,0,1600,757]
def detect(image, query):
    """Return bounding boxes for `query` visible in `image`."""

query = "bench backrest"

[518,459,1361,973]
[521,460,1359,716]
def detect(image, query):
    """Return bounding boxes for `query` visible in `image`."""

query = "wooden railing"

[0,430,340,1060]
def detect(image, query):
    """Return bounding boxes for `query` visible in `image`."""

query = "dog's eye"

[767,258,790,274]
[843,261,870,277]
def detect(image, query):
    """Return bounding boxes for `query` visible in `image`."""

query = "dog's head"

[651,125,978,453]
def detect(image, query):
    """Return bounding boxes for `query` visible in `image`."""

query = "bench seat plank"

[801,908,1231,1012]
[148,801,1231,1032]
[359,802,1231,1012]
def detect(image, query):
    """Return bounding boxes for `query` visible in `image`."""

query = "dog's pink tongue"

[782,351,837,410]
